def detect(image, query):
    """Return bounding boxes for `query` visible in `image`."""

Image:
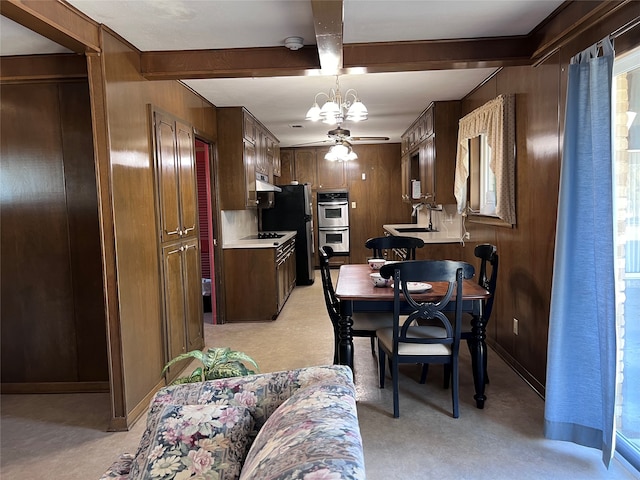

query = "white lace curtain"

[454,94,517,225]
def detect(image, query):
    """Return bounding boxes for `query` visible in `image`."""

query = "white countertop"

[383,224,462,244]
[223,231,296,249]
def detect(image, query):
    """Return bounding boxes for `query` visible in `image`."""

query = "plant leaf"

[161,349,206,375]
[222,351,259,371]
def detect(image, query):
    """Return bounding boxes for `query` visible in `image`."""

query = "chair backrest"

[319,246,340,329]
[379,260,475,349]
[364,236,425,260]
[474,244,499,322]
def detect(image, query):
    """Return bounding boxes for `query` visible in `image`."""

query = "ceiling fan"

[292,126,390,147]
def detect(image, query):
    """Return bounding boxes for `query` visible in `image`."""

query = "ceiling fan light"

[332,144,349,157]
[346,150,358,161]
[324,150,338,162]
[305,104,321,121]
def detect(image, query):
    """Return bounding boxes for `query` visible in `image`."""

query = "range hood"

[256,172,282,193]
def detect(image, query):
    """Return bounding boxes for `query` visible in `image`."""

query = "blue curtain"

[545,37,616,467]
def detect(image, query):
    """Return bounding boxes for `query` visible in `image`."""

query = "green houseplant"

[162,347,259,385]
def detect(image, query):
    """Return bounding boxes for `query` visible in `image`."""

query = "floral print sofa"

[100,365,366,480]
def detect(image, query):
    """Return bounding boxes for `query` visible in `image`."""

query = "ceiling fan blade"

[290,139,334,147]
[350,136,390,141]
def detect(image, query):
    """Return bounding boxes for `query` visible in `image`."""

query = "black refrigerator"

[261,184,315,285]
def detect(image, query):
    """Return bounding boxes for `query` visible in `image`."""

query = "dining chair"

[364,236,425,261]
[419,244,498,385]
[377,260,475,418]
[319,246,393,362]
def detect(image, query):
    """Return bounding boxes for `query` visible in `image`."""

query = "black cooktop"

[258,232,284,239]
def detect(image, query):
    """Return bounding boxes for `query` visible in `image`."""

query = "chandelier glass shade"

[306,77,368,125]
[324,141,358,162]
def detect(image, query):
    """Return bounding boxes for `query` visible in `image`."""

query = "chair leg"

[378,342,386,388]
[451,359,459,419]
[419,364,429,384]
[370,335,376,355]
[392,358,400,418]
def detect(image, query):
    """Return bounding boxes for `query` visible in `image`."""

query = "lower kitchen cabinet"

[161,237,204,374]
[223,238,296,322]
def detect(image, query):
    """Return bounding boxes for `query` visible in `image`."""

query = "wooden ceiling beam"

[140,36,533,80]
[140,46,321,80]
[0,0,100,54]
[311,0,344,74]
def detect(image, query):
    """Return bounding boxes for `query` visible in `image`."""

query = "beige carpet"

[1,271,636,479]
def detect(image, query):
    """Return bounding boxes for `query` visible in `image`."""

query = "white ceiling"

[1,0,565,147]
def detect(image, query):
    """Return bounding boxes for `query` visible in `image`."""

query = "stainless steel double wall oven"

[317,190,349,255]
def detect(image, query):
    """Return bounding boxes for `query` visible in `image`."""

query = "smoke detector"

[284,37,304,51]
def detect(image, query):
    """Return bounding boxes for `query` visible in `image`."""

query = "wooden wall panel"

[1,81,107,385]
[99,30,217,424]
[59,82,109,382]
[346,143,408,264]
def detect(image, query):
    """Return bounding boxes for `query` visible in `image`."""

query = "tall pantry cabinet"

[152,109,204,377]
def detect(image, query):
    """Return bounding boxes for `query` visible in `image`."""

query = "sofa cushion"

[239,382,366,480]
[147,366,355,433]
[129,403,254,480]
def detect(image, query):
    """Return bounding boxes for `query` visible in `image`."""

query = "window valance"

[454,94,516,225]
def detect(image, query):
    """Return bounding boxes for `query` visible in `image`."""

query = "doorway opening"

[195,138,218,324]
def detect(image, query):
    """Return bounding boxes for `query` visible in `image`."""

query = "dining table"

[334,263,492,409]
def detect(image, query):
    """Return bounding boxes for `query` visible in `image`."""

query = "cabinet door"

[420,136,436,199]
[155,112,181,242]
[279,149,294,183]
[294,149,317,188]
[317,147,346,189]
[162,243,187,363]
[243,113,256,143]
[176,121,197,237]
[244,139,258,207]
[272,143,281,177]
[401,153,411,203]
[183,238,203,351]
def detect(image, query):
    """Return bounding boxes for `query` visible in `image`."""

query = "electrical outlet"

[361,172,366,180]
[513,318,519,335]
[351,202,356,209]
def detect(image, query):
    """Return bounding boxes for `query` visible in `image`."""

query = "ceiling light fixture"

[325,140,358,162]
[305,76,368,125]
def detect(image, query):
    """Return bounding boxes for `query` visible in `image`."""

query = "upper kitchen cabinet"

[400,101,460,205]
[154,111,198,242]
[279,149,294,184]
[291,148,318,188]
[279,147,347,190]
[217,107,280,209]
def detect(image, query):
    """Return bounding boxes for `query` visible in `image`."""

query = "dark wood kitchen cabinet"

[161,238,203,363]
[400,101,460,205]
[223,237,296,322]
[279,147,346,190]
[317,146,346,189]
[153,108,203,377]
[218,107,280,209]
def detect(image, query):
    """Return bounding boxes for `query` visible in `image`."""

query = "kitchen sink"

[394,227,438,233]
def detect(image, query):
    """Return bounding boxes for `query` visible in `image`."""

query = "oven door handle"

[318,201,348,207]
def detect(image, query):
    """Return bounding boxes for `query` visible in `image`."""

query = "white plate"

[391,282,432,293]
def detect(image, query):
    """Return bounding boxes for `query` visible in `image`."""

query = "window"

[468,134,497,217]
[454,94,516,226]
[613,45,640,472]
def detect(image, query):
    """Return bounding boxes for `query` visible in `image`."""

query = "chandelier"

[324,140,358,162]
[305,76,368,125]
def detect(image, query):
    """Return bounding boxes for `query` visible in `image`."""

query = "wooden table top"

[334,264,490,302]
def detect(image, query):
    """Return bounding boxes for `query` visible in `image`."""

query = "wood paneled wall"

[346,143,410,263]
[93,30,217,428]
[1,80,108,390]
[457,20,639,395]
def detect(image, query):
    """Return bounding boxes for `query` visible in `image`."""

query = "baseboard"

[488,339,546,399]
[107,377,166,432]
[0,381,110,394]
